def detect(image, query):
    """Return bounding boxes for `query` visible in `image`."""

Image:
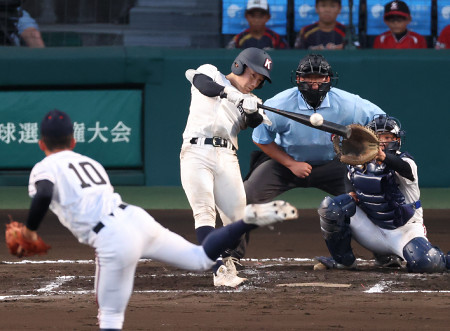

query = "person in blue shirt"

[244,53,385,203]
[226,54,385,262]
[16,9,45,47]
[0,4,44,48]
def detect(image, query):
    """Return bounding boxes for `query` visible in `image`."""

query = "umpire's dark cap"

[41,109,74,137]
[384,1,410,19]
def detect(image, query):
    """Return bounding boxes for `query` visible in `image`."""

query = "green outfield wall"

[0,47,449,187]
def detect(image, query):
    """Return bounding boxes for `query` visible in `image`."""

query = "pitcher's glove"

[333,124,380,166]
[5,219,51,257]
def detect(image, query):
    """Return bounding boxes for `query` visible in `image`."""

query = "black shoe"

[314,256,357,270]
[374,254,402,268]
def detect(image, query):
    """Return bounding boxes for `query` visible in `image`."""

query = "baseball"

[310,113,323,126]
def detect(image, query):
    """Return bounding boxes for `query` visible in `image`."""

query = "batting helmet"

[367,115,405,153]
[231,47,272,89]
[295,54,336,109]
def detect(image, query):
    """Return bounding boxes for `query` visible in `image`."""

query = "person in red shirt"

[435,24,450,49]
[373,1,427,49]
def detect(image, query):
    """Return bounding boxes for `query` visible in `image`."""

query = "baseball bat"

[219,92,351,138]
[257,104,352,139]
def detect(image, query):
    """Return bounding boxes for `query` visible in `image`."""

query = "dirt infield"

[0,209,449,330]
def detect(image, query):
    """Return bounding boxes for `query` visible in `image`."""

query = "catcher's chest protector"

[350,163,412,229]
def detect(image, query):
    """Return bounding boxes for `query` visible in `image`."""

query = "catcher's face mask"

[368,115,404,153]
[378,133,401,153]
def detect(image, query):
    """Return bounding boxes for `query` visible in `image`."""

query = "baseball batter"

[316,115,450,272]
[180,47,273,287]
[23,110,298,330]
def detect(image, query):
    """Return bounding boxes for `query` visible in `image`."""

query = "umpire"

[245,53,385,201]
[230,54,386,260]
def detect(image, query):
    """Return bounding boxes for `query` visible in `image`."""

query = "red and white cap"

[384,1,411,19]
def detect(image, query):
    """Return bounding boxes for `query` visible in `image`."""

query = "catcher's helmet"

[367,115,405,153]
[231,47,272,89]
[295,54,337,109]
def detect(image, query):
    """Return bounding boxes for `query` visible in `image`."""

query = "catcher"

[316,115,449,272]
[7,109,298,330]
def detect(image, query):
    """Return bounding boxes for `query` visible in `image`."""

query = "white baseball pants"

[88,204,215,329]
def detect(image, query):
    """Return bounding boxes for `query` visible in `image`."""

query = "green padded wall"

[0,48,448,187]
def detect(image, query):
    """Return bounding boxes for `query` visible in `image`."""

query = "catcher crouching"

[316,115,450,272]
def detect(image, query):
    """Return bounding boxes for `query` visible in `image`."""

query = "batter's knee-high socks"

[196,225,215,244]
[202,221,257,262]
[196,225,223,274]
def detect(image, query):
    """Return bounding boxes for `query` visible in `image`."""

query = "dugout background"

[0,48,448,187]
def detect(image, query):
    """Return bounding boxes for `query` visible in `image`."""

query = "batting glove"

[224,86,244,107]
[242,96,259,114]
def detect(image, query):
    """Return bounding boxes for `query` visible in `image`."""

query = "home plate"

[277,282,351,288]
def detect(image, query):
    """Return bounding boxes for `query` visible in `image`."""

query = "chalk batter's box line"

[1,258,448,301]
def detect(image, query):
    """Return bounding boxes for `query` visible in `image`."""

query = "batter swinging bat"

[220,92,351,138]
[257,103,352,139]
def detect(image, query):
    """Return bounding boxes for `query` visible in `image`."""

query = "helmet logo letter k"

[264,58,272,70]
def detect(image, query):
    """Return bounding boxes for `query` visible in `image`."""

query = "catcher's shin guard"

[447,252,450,270]
[318,194,357,266]
[403,237,447,273]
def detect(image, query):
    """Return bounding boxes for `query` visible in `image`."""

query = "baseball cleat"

[213,265,247,287]
[223,254,245,270]
[243,200,298,227]
[373,254,403,268]
[223,256,240,275]
[314,256,357,270]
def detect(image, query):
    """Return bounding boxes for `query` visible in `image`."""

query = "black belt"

[190,137,236,151]
[93,203,127,234]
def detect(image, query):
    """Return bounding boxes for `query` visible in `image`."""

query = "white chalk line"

[364,280,450,294]
[1,258,448,301]
[1,257,315,265]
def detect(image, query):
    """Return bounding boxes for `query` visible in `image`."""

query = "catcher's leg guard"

[318,194,357,266]
[403,237,447,273]
[447,251,450,270]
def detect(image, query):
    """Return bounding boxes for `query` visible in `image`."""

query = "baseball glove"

[333,124,380,166]
[5,218,51,257]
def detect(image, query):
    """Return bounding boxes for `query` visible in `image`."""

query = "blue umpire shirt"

[252,87,385,165]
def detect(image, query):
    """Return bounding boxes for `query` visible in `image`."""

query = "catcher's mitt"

[5,218,51,258]
[333,124,380,166]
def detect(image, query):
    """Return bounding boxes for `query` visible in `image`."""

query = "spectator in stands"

[0,3,45,48]
[373,1,426,49]
[294,0,346,50]
[435,24,450,49]
[17,9,44,47]
[226,0,289,50]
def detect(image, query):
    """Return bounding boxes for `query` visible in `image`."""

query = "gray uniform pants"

[244,154,350,204]
[227,153,350,260]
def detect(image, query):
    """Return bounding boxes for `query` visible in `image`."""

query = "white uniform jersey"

[28,150,122,244]
[182,64,246,149]
[396,157,422,222]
